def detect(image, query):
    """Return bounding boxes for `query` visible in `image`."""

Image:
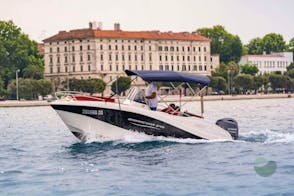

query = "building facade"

[239,52,293,74]
[43,22,219,94]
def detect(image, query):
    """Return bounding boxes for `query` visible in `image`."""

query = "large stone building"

[43,22,219,94]
[239,52,293,74]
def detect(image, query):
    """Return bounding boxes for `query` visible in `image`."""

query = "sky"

[0,0,293,44]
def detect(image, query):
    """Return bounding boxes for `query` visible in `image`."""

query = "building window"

[100,45,103,50]
[204,65,207,71]
[134,46,137,51]
[193,47,195,52]
[122,54,125,61]
[65,56,68,63]
[122,45,124,50]
[122,64,125,70]
[109,54,112,61]
[57,47,60,53]
[64,46,67,52]
[50,67,53,74]
[176,47,179,51]
[128,45,131,50]
[129,54,131,61]
[73,66,75,72]
[135,55,137,61]
[187,47,190,52]
[141,54,144,61]
[81,65,83,72]
[87,45,90,50]
[72,46,75,51]
[149,53,152,61]
[182,46,185,52]
[199,56,201,61]
[170,46,174,51]
[50,48,52,53]
[49,56,53,64]
[177,65,180,71]
[57,56,60,63]
[101,64,103,71]
[159,46,162,51]
[149,46,151,51]
[159,55,162,61]
[198,47,201,52]
[171,65,174,71]
[159,65,163,70]
[80,45,83,51]
[165,46,168,51]
[171,56,174,61]
[204,47,206,52]
[72,55,75,62]
[57,67,60,73]
[199,65,202,71]
[109,45,111,50]
[141,46,143,51]
[65,66,68,72]
[182,65,186,71]
[165,65,169,70]
[177,56,179,61]
[101,54,103,61]
[116,64,118,71]
[183,56,185,61]
[187,56,190,61]
[165,56,168,61]
[110,64,112,71]
[115,45,118,50]
[204,56,207,61]
[193,65,197,71]
[116,54,118,61]
[80,55,83,62]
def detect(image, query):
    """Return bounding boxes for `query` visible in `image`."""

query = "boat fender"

[216,118,239,140]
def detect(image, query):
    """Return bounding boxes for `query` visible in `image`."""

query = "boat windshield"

[126,87,146,104]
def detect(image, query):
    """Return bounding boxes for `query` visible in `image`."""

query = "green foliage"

[0,20,44,88]
[212,61,239,80]
[247,38,264,54]
[286,69,294,78]
[37,79,53,96]
[263,33,286,54]
[253,75,264,92]
[234,74,254,93]
[208,76,227,92]
[287,62,294,71]
[7,78,53,99]
[66,78,106,94]
[287,37,294,61]
[0,77,7,97]
[111,76,131,95]
[268,74,287,92]
[247,34,286,55]
[240,63,259,75]
[196,25,243,63]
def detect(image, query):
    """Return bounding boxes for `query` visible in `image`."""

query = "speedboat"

[51,70,238,142]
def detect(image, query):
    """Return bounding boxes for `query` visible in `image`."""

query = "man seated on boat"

[161,103,180,115]
[145,82,158,111]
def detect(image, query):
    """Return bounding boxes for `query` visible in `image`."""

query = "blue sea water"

[0,98,294,195]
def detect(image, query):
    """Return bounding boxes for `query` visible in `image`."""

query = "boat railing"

[54,91,115,102]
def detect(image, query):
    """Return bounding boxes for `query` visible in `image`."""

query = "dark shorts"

[150,107,157,111]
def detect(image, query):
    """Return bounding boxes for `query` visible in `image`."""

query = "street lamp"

[16,69,20,100]
[227,67,235,95]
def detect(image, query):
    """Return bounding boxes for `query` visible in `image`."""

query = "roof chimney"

[89,21,98,30]
[114,23,121,31]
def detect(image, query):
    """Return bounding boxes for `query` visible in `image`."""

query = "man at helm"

[145,82,158,111]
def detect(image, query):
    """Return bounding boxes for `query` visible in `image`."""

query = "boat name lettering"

[82,109,98,115]
[127,118,164,129]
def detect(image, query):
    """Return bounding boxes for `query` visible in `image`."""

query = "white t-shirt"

[145,83,158,108]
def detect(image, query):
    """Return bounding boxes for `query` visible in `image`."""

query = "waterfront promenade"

[0,93,293,107]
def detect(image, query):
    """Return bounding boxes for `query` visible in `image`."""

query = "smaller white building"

[239,52,293,74]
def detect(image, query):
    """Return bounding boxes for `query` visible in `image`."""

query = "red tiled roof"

[43,29,210,42]
[244,54,283,58]
[37,43,44,54]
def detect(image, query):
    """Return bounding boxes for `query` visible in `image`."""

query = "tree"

[87,78,106,94]
[111,76,131,95]
[262,33,286,54]
[7,78,37,100]
[286,69,294,78]
[234,74,254,94]
[253,75,264,93]
[287,37,294,61]
[0,20,44,88]
[287,62,294,71]
[247,38,264,54]
[0,77,7,97]
[196,25,243,63]
[269,74,287,93]
[209,76,227,92]
[240,63,259,75]
[37,79,53,96]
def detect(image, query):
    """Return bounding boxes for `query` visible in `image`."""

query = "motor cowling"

[216,118,239,140]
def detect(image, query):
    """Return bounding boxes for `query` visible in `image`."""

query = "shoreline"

[0,93,292,107]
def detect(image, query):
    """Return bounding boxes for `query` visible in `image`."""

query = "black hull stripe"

[51,104,202,140]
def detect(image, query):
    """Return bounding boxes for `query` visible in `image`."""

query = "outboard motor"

[216,118,239,140]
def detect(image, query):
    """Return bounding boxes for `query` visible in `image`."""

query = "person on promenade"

[145,82,158,111]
